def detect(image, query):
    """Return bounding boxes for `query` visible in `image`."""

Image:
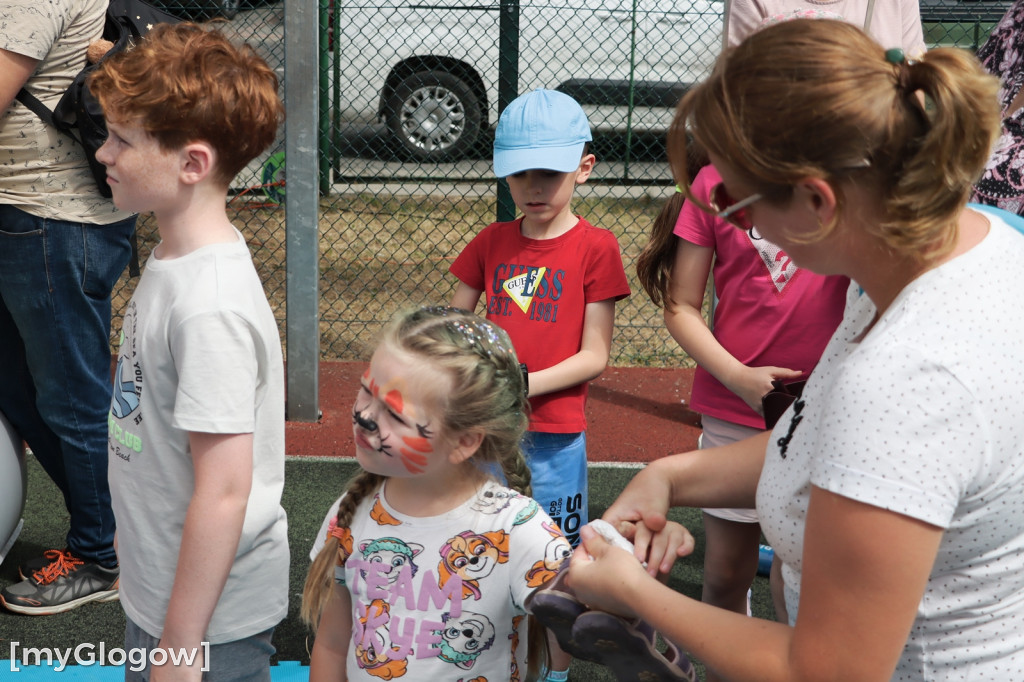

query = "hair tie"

[674,185,684,193]
[884,47,905,65]
[885,47,913,93]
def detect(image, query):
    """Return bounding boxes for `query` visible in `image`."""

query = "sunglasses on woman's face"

[709,182,763,232]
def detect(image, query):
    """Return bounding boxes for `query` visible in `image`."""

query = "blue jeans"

[0,205,135,567]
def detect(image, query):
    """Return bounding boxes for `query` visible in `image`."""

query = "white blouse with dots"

[757,210,1024,679]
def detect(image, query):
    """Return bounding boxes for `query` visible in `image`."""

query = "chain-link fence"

[112,0,1012,379]
[111,1,288,355]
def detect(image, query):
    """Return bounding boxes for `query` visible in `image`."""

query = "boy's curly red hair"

[89,22,284,186]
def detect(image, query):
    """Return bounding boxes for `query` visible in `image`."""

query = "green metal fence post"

[496,0,520,222]
[318,0,331,194]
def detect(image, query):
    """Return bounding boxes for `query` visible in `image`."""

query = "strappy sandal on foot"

[569,610,697,682]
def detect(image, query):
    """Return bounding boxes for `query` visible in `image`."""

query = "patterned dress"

[971,0,1024,216]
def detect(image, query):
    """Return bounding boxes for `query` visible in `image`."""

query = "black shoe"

[2,549,119,615]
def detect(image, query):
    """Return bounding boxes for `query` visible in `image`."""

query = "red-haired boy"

[90,23,288,681]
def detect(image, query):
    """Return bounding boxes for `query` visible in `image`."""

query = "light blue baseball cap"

[493,89,593,178]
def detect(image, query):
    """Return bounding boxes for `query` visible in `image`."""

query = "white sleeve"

[508,502,573,610]
[811,344,979,528]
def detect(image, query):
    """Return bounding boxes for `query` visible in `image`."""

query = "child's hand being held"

[631,519,695,578]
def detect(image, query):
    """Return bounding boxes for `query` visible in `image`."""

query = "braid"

[335,470,384,528]
[501,444,533,498]
[300,470,384,630]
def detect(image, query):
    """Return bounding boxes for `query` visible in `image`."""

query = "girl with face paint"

[301,307,575,682]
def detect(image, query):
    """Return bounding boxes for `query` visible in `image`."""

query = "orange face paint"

[401,436,432,453]
[384,389,404,414]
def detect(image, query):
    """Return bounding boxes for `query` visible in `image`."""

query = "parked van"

[332,0,724,161]
[331,0,1009,162]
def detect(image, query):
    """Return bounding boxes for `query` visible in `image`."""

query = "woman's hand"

[601,460,674,541]
[566,524,655,619]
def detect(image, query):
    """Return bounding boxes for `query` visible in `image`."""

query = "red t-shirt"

[675,165,849,428]
[450,217,630,432]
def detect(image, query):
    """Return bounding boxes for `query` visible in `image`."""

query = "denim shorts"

[523,431,588,546]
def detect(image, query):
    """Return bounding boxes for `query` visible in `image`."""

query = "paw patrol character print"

[438,529,510,600]
[525,521,572,587]
[434,610,496,670]
[360,537,424,585]
[512,498,540,526]
[353,598,408,678]
[370,493,401,526]
[470,486,517,515]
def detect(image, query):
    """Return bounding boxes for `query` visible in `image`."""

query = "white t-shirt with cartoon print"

[108,231,288,644]
[311,479,571,681]
[757,212,1024,678]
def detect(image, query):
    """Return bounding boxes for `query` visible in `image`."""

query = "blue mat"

[5,660,309,680]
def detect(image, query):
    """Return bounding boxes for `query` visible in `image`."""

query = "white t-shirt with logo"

[108,231,288,643]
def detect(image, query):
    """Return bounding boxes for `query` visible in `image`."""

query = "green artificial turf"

[1,456,777,680]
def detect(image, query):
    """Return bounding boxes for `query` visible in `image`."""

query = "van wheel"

[384,71,482,162]
[211,0,239,18]
[222,0,240,18]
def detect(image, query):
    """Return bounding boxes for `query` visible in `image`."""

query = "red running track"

[286,362,702,463]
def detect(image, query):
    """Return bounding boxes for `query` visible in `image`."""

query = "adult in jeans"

[0,0,136,614]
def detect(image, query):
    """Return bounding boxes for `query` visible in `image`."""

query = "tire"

[212,0,239,18]
[383,70,482,162]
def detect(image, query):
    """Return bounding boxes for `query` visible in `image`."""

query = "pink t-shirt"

[675,165,849,428]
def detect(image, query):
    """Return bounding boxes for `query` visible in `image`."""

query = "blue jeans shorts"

[523,431,588,547]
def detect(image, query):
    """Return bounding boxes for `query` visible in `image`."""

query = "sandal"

[525,564,591,657]
[569,610,697,682]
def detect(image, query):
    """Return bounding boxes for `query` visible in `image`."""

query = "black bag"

[762,379,806,430]
[15,0,180,198]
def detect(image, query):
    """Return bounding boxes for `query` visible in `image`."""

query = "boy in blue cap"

[451,86,629,555]
[451,87,630,680]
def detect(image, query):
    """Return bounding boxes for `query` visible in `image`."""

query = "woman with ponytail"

[565,19,1024,681]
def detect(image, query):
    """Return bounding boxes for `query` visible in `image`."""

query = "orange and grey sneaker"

[1,549,119,615]
[18,548,68,581]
